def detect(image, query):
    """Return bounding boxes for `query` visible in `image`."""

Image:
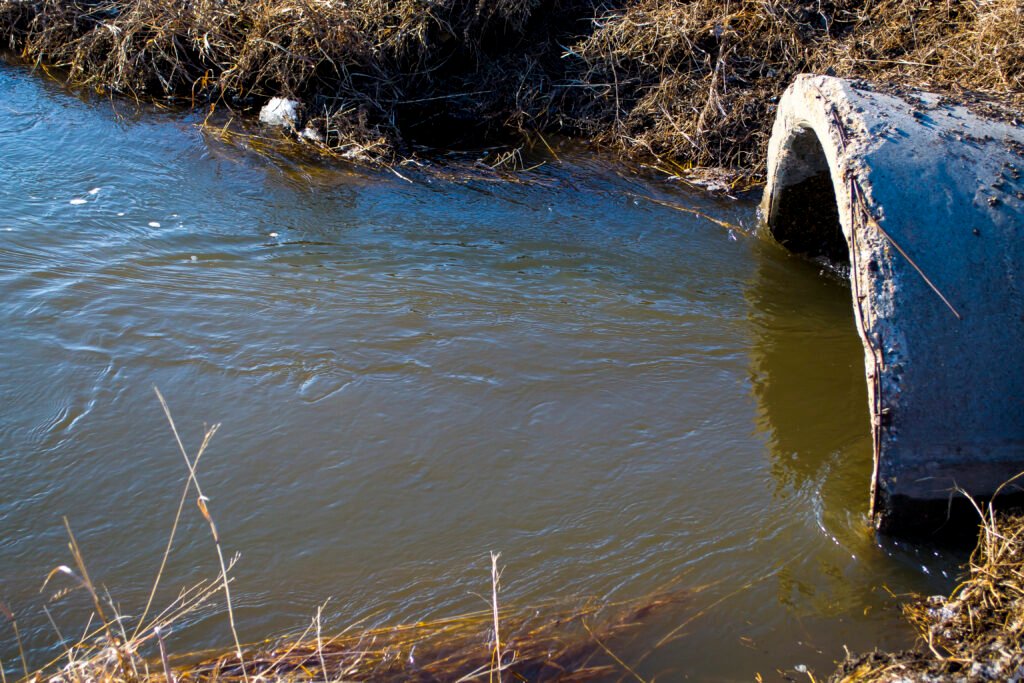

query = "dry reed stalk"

[154,627,174,683]
[153,387,247,683]
[489,551,503,683]
[0,602,29,681]
[132,437,205,642]
[313,600,328,683]
[37,520,139,683]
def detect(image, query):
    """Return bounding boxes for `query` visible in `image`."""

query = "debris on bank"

[258,97,301,129]
[831,513,1024,682]
[1,0,1021,176]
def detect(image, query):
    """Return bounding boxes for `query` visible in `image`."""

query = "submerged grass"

[1,0,1021,177]
[173,593,686,682]
[27,590,686,682]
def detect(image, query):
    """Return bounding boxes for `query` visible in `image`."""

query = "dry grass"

[20,589,685,683]
[0,0,591,164]
[171,592,685,682]
[1,0,1021,176]
[832,503,1024,682]
[570,0,1024,173]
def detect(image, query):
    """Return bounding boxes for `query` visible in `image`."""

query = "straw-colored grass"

[832,503,1024,682]
[20,589,685,683]
[571,0,1024,173]
[1,0,1021,177]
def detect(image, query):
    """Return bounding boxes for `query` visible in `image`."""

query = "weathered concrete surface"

[760,74,1024,534]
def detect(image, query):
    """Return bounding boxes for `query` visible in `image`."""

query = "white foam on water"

[148,221,161,228]
[69,198,87,205]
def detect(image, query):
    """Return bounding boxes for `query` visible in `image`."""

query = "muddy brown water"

[0,64,963,681]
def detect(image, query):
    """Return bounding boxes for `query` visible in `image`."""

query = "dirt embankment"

[833,511,1024,683]
[1,0,1021,176]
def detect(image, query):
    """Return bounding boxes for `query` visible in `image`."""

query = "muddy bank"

[832,512,1024,682]
[1,0,1021,176]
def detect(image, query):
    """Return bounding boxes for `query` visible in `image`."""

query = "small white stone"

[299,126,323,142]
[190,255,198,262]
[268,232,279,238]
[259,97,301,128]
[148,221,161,228]
[117,212,125,217]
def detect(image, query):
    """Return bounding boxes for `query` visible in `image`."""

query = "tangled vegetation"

[12,590,685,683]
[832,509,1024,682]
[0,0,1021,175]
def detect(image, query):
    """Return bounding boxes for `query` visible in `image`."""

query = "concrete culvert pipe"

[760,75,1024,536]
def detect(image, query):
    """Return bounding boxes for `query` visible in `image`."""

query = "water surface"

[0,65,960,681]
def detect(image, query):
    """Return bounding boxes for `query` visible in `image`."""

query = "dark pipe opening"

[768,126,849,267]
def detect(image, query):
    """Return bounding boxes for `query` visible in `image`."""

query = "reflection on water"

[0,63,966,682]
[748,251,871,502]
[747,249,877,622]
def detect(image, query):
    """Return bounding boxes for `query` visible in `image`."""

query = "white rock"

[299,126,323,142]
[259,97,301,128]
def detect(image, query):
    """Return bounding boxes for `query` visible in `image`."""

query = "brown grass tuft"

[570,0,1024,174]
[1,0,1021,176]
[832,508,1024,682]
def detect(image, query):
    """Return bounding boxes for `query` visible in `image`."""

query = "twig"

[633,194,746,234]
[0,603,28,681]
[581,620,647,683]
[315,599,330,683]
[851,180,962,320]
[155,627,175,683]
